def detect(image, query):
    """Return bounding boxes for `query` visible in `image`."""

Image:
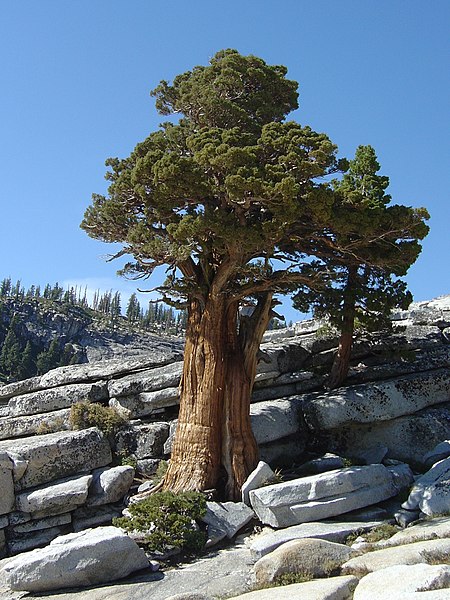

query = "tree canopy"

[81,49,350,308]
[293,145,429,387]
[81,50,429,498]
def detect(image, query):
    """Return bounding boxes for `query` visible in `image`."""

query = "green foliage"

[113,491,207,554]
[115,450,138,469]
[18,341,35,380]
[346,523,399,546]
[126,293,141,323]
[151,49,299,132]
[152,460,169,485]
[36,339,62,375]
[260,467,283,487]
[0,278,185,383]
[293,145,429,387]
[363,524,400,543]
[35,417,65,436]
[342,457,360,467]
[0,320,22,379]
[81,52,428,331]
[421,549,450,565]
[81,50,346,311]
[314,322,338,339]
[253,572,313,592]
[276,572,313,585]
[69,401,126,436]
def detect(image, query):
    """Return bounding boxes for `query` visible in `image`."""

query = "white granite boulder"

[6,514,73,554]
[7,525,72,555]
[249,464,412,527]
[0,409,70,440]
[241,461,276,505]
[0,428,112,491]
[0,453,14,516]
[303,369,450,431]
[16,474,93,514]
[250,398,303,445]
[114,422,169,460]
[110,387,180,418]
[226,575,358,599]
[324,404,450,468]
[353,563,450,599]
[296,453,345,475]
[2,526,149,591]
[86,465,135,506]
[254,538,356,585]
[403,456,450,516]
[7,382,108,417]
[40,353,180,388]
[374,516,450,548]
[423,440,450,470]
[202,502,254,547]
[249,519,385,560]
[342,538,450,575]
[107,361,183,398]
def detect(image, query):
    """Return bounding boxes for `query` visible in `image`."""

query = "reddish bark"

[328,266,358,390]
[163,292,273,499]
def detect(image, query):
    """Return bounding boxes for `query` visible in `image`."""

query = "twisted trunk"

[163,291,273,499]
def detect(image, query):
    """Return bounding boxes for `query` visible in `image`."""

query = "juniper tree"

[81,50,424,498]
[293,145,429,388]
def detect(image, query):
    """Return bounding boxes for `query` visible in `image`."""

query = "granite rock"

[0,428,112,491]
[2,526,149,591]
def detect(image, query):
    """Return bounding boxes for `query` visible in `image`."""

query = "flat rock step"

[250,519,386,559]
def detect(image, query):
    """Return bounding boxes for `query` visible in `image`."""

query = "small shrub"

[69,401,126,436]
[36,421,53,435]
[346,524,399,546]
[113,490,207,554]
[364,523,399,543]
[275,572,313,585]
[260,468,283,487]
[345,528,366,546]
[115,449,138,469]
[253,571,312,591]
[35,417,65,435]
[342,457,360,467]
[420,550,450,566]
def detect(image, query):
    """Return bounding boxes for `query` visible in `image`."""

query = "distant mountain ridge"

[0,294,183,384]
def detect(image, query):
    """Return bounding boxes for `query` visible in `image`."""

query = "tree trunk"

[163,294,227,493]
[328,266,358,390]
[221,293,273,500]
[163,291,273,499]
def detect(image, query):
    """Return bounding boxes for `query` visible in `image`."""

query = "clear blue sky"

[1,0,449,322]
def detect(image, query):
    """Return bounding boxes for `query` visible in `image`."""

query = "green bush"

[275,572,312,585]
[364,523,399,543]
[69,401,126,436]
[113,490,207,554]
[115,449,138,469]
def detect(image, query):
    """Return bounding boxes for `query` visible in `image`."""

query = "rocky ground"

[2,514,450,599]
[0,295,449,599]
